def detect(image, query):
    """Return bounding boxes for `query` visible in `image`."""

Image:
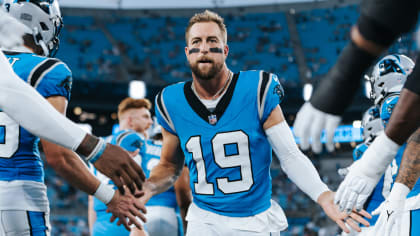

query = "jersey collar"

[184,72,240,126]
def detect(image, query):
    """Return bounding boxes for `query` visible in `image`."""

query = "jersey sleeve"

[258,71,285,123]
[117,132,146,154]
[35,60,72,101]
[352,143,366,161]
[155,90,177,135]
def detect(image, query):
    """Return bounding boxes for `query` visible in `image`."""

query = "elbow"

[45,150,67,169]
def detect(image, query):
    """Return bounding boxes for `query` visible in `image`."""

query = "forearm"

[266,122,329,201]
[44,143,100,195]
[385,89,420,145]
[395,129,420,189]
[144,162,182,200]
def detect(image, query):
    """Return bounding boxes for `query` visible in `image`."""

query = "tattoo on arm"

[395,128,420,189]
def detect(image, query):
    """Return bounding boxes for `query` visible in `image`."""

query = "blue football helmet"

[361,106,384,143]
[380,94,399,126]
[369,54,414,105]
[3,0,63,57]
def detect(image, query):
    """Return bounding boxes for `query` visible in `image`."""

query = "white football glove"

[0,10,29,49]
[370,183,410,236]
[294,102,341,154]
[334,160,379,213]
[334,133,400,213]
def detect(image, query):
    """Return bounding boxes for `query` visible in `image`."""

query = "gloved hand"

[294,102,341,153]
[370,183,410,236]
[334,133,400,213]
[334,159,379,213]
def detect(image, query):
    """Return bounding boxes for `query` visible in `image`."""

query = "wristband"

[85,138,106,164]
[94,182,116,205]
[389,183,410,201]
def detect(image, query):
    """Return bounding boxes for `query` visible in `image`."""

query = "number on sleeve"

[0,112,19,158]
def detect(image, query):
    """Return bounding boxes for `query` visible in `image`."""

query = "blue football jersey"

[143,139,178,208]
[155,70,284,217]
[353,143,368,161]
[0,51,72,183]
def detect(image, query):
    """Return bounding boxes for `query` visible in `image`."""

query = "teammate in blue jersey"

[371,94,420,236]
[341,106,388,236]
[89,98,153,236]
[131,126,191,236]
[138,10,370,236]
[0,1,146,234]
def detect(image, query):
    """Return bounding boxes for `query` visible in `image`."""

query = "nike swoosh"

[386,210,394,220]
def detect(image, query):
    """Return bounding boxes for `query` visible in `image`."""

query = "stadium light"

[364,79,372,99]
[73,106,82,116]
[353,120,362,129]
[303,83,313,102]
[129,80,146,99]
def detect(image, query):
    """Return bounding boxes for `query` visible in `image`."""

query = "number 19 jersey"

[155,70,284,217]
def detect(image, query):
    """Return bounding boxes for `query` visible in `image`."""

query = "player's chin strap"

[265,121,330,202]
[32,27,49,57]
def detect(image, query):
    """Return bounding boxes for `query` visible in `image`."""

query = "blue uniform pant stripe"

[27,211,47,236]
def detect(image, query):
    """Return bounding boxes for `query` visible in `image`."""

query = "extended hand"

[106,188,147,231]
[294,102,341,153]
[318,191,371,234]
[94,144,145,195]
[370,183,409,236]
[334,161,381,213]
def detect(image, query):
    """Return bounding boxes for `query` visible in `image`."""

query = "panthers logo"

[379,59,404,76]
[273,84,284,103]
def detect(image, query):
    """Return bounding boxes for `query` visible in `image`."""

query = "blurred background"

[7,0,420,235]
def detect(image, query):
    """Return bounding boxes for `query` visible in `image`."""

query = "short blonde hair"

[185,10,227,45]
[118,97,151,120]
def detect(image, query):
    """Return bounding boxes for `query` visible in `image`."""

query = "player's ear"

[224,44,229,58]
[185,46,189,58]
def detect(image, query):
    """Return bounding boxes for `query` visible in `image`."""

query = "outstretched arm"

[42,96,146,230]
[142,128,185,203]
[264,106,370,233]
[395,128,420,190]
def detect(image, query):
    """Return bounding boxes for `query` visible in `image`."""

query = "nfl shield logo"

[208,114,217,125]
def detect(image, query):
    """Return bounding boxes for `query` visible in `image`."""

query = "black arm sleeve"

[310,41,376,115]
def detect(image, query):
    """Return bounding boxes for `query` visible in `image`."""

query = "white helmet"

[369,54,414,105]
[361,106,384,143]
[3,0,63,57]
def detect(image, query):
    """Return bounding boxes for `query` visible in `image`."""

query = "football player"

[292,0,420,218]
[139,10,370,236]
[131,125,191,236]
[334,54,418,214]
[0,1,145,234]
[0,4,145,199]
[89,98,153,235]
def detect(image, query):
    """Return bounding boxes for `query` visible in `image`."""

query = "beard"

[189,59,223,81]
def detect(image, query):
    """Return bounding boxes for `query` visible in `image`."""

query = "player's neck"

[192,67,232,100]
